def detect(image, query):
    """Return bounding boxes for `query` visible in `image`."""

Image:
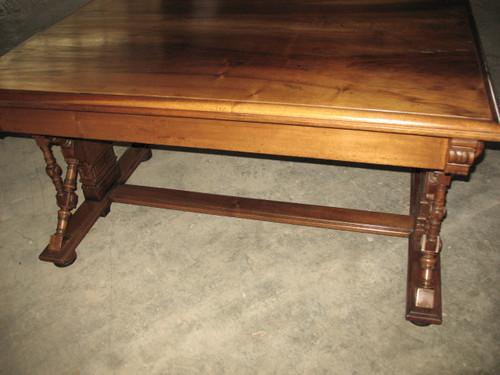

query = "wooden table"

[0,0,499,326]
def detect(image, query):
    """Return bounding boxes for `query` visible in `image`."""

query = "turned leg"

[415,172,451,308]
[34,137,152,266]
[406,139,484,325]
[407,171,451,325]
[35,137,122,266]
[34,137,80,256]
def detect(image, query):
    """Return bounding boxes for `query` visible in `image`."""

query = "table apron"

[0,108,449,169]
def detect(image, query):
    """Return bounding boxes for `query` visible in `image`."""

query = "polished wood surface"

[0,0,499,326]
[110,184,414,237]
[0,0,499,141]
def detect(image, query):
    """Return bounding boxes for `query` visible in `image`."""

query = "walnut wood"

[0,0,499,142]
[34,137,65,207]
[0,0,499,325]
[109,184,414,237]
[0,108,451,170]
[407,233,442,325]
[34,137,80,252]
[39,199,110,265]
[116,146,153,184]
[39,144,151,265]
[406,171,451,325]
[445,139,484,176]
[74,140,121,201]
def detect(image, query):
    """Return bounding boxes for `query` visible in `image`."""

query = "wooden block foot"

[100,206,111,217]
[410,320,431,327]
[39,199,111,264]
[141,149,152,162]
[53,253,77,267]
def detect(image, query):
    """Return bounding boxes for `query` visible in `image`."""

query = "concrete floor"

[1,1,499,374]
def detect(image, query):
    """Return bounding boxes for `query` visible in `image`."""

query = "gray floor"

[1,1,499,374]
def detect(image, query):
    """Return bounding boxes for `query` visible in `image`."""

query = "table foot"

[39,199,111,264]
[141,148,152,162]
[410,320,431,327]
[100,206,111,217]
[53,253,77,267]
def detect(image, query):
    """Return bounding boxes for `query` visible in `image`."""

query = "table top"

[0,0,499,140]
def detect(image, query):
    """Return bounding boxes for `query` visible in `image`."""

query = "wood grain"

[1,0,497,325]
[0,107,449,169]
[0,0,498,141]
[109,184,414,237]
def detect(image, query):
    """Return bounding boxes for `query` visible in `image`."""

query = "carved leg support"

[407,139,483,325]
[34,137,151,266]
[407,171,451,325]
[35,137,79,255]
[416,172,451,309]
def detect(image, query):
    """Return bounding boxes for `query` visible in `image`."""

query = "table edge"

[1,89,500,142]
